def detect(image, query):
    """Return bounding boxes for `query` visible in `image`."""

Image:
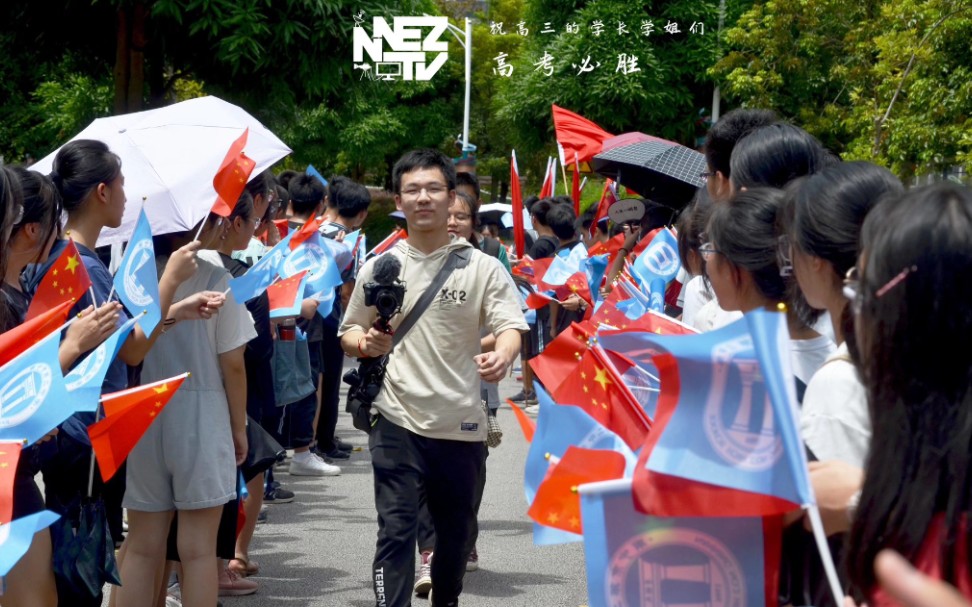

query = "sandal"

[228,555,260,577]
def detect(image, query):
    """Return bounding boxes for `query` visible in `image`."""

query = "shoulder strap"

[483,237,501,258]
[392,248,471,347]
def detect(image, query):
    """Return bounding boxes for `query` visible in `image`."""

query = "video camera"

[343,254,405,432]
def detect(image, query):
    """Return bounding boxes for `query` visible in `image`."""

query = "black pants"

[370,416,485,607]
[417,448,488,553]
[315,323,343,452]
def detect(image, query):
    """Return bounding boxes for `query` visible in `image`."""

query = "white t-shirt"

[680,275,712,327]
[340,238,528,442]
[691,297,743,332]
[789,333,836,386]
[800,343,870,467]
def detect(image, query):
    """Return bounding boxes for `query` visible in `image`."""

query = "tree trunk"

[127,1,147,112]
[113,7,130,115]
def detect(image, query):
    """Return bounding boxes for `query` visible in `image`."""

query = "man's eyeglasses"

[699,171,715,180]
[401,184,448,200]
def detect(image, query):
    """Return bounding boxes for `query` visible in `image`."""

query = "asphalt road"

[227,359,590,607]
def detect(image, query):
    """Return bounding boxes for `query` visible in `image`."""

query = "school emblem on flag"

[121,238,155,307]
[703,334,782,471]
[605,525,747,607]
[0,363,53,429]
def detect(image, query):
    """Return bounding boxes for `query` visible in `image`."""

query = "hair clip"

[875,265,917,298]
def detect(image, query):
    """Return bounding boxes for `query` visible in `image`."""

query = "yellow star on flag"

[594,367,612,391]
[52,281,58,288]
[65,255,80,274]
[569,517,580,529]
[546,511,560,524]
[153,384,169,394]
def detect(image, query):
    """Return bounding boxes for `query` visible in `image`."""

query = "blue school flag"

[66,316,139,413]
[113,209,161,335]
[632,228,680,288]
[279,232,343,301]
[227,231,293,304]
[0,510,61,576]
[0,330,74,446]
[597,309,813,508]
[306,165,328,186]
[580,479,773,607]
[586,253,609,304]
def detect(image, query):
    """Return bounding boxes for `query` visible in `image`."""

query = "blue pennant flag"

[585,253,609,305]
[598,309,813,508]
[580,479,777,607]
[525,384,637,545]
[306,164,328,186]
[0,510,60,576]
[66,316,139,413]
[113,209,161,335]
[632,228,680,288]
[227,231,293,304]
[0,330,74,445]
[279,232,343,307]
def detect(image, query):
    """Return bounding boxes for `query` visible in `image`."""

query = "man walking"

[340,149,527,607]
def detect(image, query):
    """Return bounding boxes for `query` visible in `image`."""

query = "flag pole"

[87,406,102,498]
[559,158,569,196]
[806,504,845,606]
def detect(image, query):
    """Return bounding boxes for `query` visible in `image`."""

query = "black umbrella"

[50,498,121,598]
[591,139,707,210]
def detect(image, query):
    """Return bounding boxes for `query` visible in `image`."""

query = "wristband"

[357,336,368,358]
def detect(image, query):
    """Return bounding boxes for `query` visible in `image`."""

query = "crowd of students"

[0,143,378,607]
[3,104,972,607]
[505,109,972,606]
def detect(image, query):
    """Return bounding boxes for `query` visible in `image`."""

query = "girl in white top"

[783,162,903,467]
[703,188,835,394]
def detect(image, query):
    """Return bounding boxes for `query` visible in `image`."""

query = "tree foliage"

[714,0,972,177]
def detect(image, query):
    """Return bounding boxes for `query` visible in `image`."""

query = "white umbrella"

[31,96,291,246]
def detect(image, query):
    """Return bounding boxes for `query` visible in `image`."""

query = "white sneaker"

[289,452,341,476]
[523,404,540,416]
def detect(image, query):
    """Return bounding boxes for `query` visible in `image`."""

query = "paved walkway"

[225,359,590,607]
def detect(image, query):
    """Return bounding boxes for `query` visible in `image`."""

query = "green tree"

[713,0,972,178]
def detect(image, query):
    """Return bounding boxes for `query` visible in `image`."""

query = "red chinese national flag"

[266,271,308,314]
[0,442,22,524]
[528,446,627,534]
[539,157,555,199]
[506,399,536,443]
[0,299,74,368]
[288,216,322,251]
[370,227,407,256]
[552,345,651,450]
[557,272,592,307]
[26,239,92,321]
[510,150,525,258]
[589,180,616,239]
[551,104,614,164]
[528,321,596,395]
[89,373,188,482]
[211,129,257,218]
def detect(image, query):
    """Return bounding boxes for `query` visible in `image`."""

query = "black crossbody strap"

[392,248,471,347]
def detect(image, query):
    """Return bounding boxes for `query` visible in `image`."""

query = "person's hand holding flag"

[59,302,123,370]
